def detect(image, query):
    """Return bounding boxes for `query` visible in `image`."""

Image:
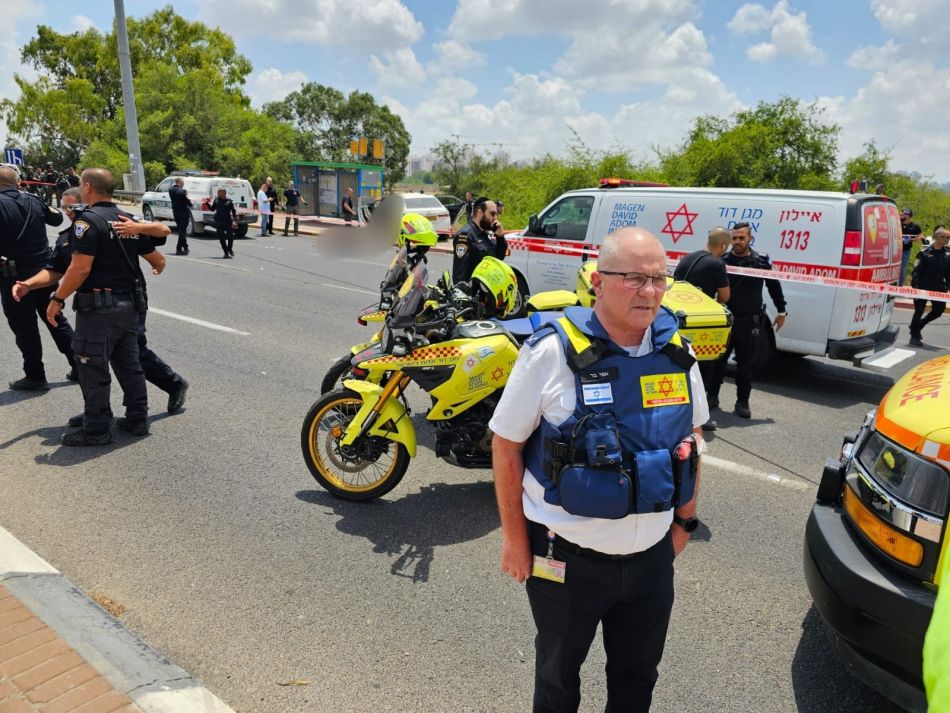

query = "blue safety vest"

[523,306,696,519]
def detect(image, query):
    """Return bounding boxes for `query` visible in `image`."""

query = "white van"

[141,173,258,237]
[507,182,903,366]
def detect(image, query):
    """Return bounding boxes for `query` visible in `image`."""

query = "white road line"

[173,256,249,272]
[703,454,812,492]
[319,283,377,295]
[341,257,391,268]
[0,526,59,575]
[149,308,250,336]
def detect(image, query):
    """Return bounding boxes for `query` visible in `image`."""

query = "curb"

[0,526,235,713]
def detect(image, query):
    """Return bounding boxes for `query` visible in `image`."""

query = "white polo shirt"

[488,325,709,555]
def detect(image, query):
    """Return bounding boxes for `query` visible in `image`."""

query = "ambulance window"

[537,196,595,241]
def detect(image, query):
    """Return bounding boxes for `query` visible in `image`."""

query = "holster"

[72,290,119,311]
[0,258,17,278]
[133,284,148,314]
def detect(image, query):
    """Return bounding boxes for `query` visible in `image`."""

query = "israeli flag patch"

[582,383,613,405]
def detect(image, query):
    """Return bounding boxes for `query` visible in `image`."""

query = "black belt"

[530,520,650,561]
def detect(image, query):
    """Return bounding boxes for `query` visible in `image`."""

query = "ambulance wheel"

[301,390,410,501]
[321,354,354,394]
[142,204,154,221]
[235,224,248,238]
[189,215,204,236]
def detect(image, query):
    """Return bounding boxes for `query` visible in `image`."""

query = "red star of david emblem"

[661,203,698,244]
[657,376,674,397]
[491,366,505,382]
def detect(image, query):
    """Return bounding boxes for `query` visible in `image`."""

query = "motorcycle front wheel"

[321,353,354,394]
[301,389,410,500]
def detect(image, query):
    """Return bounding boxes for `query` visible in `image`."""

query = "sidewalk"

[0,527,233,713]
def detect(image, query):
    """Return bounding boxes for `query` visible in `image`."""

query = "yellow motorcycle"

[302,256,525,500]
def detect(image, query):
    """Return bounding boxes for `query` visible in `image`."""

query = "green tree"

[431,139,473,195]
[661,97,839,190]
[264,84,411,184]
[842,140,891,193]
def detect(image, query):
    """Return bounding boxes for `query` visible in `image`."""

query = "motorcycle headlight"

[856,431,949,517]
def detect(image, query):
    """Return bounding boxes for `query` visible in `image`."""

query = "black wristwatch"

[50,294,66,307]
[673,515,699,533]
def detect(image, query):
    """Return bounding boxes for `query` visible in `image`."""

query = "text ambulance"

[508,182,903,365]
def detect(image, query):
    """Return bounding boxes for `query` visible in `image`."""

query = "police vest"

[523,306,698,519]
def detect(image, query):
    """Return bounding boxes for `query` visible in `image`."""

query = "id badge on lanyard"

[532,530,566,584]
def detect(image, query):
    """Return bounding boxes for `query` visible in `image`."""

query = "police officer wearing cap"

[45,168,166,446]
[900,208,923,286]
[452,197,507,284]
[15,187,188,418]
[0,165,77,390]
[169,177,193,255]
[707,221,786,419]
[491,228,707,713]
[909,227,950,346]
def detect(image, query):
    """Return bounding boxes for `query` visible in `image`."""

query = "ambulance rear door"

[829,198,901,344]
[518,192,601,293]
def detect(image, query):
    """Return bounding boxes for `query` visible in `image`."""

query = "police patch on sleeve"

[455,242,468,258]
[73,220,90,239]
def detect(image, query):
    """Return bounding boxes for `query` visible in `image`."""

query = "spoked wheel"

[321,354,355,394]
[300,389,409,500]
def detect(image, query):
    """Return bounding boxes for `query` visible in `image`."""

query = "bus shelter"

[290,161,384,218]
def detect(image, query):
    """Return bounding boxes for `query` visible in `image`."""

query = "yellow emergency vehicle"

[805,354,950,711]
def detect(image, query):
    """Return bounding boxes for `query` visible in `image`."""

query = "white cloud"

[369,47,425,87]
[199,0,422,52]
[70,15,96,32]
[246,68,309,107]
[436,77,478,102]
[728,1,824,63]
[429,40,486,75]
[870,0,949,41]
[448,0,694,38]
[847,40,899,71]
[0,4,44,145]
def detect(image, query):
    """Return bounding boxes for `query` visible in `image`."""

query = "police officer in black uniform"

[452,197,507,284]
[45,168,166,446]
[707,221,787,419]
[169,177,193,255]
[909,227,950,346]
[0,165,77,390]
[210,188,237,258]
[15,187,188,417]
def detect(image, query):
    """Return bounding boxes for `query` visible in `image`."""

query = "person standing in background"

[899,208,923,286]
[257,183,271,237]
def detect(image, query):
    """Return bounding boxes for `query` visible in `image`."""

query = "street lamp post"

[113,0,146,193]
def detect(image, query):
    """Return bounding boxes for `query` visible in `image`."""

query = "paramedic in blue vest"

[490,227,708,713]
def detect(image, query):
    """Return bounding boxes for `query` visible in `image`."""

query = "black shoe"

[229,249,235,256]
[909,335,924,347]
[184,248,190,255]
[62,429,114,446]
[735,400,751,419]
[707,396,719,410]
[68,413,113,428]
[167,380,189,414]
[175,250,185,255]
[283,232,288,237]
[116,417,149,436]
[223,253,232,259]
[701,419,718,432]
[9,377,50,391]
[65,367,78,381]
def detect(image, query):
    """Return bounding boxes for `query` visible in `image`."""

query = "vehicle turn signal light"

[843,486,924,567]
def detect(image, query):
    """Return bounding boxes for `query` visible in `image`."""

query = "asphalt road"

[2,219,947,712]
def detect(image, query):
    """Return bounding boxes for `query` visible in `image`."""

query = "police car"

[141,171,258,237]
[805,354,950,711]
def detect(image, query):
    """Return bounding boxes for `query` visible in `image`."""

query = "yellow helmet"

[471,256,517,318]
[398,212,438,247]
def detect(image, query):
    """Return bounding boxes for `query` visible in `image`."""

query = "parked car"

[436,194,465,223]
[804,354,950,711]
[368,192,452,237]
[141,172,258,237]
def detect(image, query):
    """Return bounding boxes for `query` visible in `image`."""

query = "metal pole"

[113,0,146,193]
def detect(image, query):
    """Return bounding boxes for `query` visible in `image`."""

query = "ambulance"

[508,180,904,367]
[805,354,950,710]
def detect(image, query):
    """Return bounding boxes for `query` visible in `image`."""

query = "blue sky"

[3,1,948,181]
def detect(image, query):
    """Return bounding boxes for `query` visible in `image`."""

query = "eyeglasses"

[598,270,668,291]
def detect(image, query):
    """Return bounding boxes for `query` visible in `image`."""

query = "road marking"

[341,257,391,268]
[703,454,812,492]
[149,308,250,336]
[319,283,377,295]
[174,256,249,272]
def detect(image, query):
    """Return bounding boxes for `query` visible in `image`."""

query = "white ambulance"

[141,171,258,237]
[507,180,904,367]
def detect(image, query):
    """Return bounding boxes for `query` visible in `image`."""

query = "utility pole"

[113,0,146,193]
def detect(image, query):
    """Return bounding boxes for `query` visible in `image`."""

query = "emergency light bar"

[598,177,669,189]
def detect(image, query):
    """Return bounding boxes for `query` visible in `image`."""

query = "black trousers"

[526,522,674,713]
[707,313,759,403]
[1,275,75,380]
[216,221,234,254]
[910,297,947,337]
[136,311,184,393]
[72,299,147,433]
[173,211,190,253]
